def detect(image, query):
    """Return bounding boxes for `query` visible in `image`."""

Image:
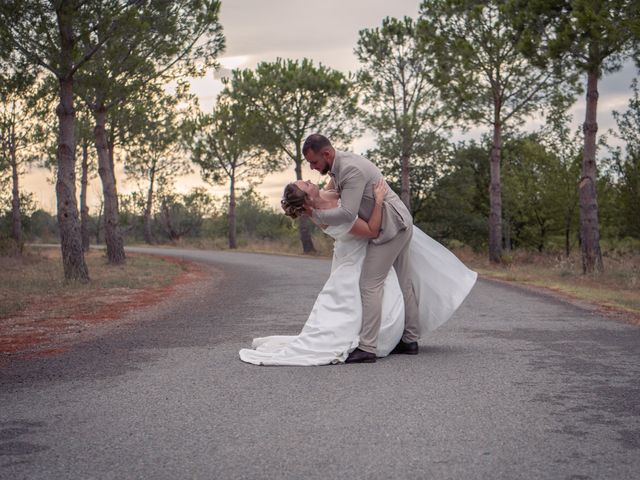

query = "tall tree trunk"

[55,3,89,282]
[294,148,315,253]
[10,143,23,253]
[537,220,546,253]
[489,119,503,263]
[400,152,411,210]
[94,107,125,264]
[503,210,511,252]
[564,213,571,258]
[143,163,155,244]
[564,198,576,257]
[96,198,103,244]
[579,69,604,274]
[228,174,237,249]
[80,139,90,252]
[298,215,315,253]
[161,200,178,241]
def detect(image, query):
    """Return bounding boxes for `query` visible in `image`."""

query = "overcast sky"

[22,0,638,213]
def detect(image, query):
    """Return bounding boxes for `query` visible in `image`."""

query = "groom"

[302,133,421,363]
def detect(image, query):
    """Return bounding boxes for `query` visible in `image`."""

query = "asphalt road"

[1,246,639,480]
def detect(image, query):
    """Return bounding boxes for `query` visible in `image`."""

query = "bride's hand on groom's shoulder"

[374,178,388,205]
[303,203,313,217]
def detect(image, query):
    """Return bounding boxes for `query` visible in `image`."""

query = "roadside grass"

[455,247,640,318]
[130,233,335,258]
[0,247,183,320]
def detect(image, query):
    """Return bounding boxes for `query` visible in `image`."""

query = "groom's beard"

[321,166,330,175]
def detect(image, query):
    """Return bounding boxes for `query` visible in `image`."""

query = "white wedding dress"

[238,220,478,366]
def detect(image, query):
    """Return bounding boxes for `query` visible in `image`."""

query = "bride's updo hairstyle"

[281,183,307,219]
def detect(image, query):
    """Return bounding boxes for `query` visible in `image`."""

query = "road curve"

[1,246,639,479]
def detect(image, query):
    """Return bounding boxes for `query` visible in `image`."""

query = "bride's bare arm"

[349,178,388,239]
[309,215,328,230]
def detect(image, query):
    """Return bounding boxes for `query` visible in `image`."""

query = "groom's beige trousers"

[358,225,420,354]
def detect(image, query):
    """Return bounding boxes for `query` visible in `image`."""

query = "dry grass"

[0,246,204,358]
[0,247,183,319]
[455,248,640,319]
[132,234,335,258]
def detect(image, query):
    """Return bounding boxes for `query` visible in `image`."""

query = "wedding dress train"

[238,221,477,366]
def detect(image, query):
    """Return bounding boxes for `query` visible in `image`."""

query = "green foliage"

[0,0,638,260]
[226,58,360,176]
[512,0,639,75]
[0,72,45,184]
[501,134,578,251]
[0,192,54,248]
[124,89,193,194]
[188,93,270,186]
[610,78,640,237]
[367,132,451,216]
[356,16,451,209]
[117,190,146,230]
[418,0,576,128]
[417,140,490,250]
[219,188,292,240]
[510,0,638,271]
[1,1,148,80]
[155,187,217,241]
[417,0,578,262]
[187,92,282,248]
[26,208,59,240]
[420,127,635,254]
[76,1,224,114]
[0,190,36,218]
[114,187,292,244]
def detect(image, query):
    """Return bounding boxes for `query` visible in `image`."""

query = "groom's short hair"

[303,133,332,155]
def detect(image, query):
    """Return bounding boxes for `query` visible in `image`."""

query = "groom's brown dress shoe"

[345,348,377,364]
[390,340,419,355]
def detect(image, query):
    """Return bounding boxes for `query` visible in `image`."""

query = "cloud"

[598,61,638,98]
[220,0,420,58]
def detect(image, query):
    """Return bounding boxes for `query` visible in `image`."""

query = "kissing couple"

[239,134,477,366]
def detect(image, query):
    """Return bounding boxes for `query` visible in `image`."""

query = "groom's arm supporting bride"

[341,178,387,239]
[283,177,389,239]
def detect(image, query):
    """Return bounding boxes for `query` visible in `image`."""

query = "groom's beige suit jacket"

[312,150,413,244]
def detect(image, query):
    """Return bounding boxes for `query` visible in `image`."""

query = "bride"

[238,178,477,366]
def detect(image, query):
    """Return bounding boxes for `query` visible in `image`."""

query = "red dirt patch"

[1,255,209,361]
